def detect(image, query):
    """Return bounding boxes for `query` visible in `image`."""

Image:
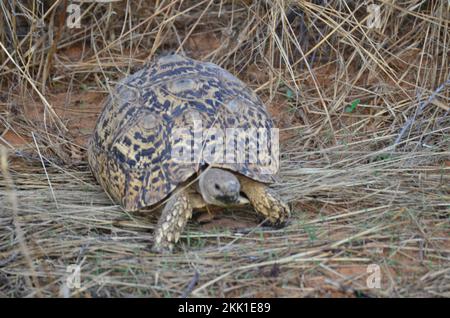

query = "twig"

[393,74,450,148]
[181,271,200,298]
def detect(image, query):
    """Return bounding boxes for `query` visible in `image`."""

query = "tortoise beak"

[235,194,249,205]
[229,194,250,205]
[216,193,249,205]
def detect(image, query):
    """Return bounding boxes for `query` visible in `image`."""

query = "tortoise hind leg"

[239,177,290,226]
[152,190,193,253]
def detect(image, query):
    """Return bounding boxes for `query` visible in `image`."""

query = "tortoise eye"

[214,184,220,190]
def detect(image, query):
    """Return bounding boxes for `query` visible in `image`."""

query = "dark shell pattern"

[88,54,278,211]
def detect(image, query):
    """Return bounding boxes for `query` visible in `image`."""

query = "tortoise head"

[198,168,249,206]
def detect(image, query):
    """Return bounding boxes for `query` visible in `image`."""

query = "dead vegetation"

[0,0,449,297]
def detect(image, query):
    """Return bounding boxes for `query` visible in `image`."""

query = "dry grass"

[0,0,449,297]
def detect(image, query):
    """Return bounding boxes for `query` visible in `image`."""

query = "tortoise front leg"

[239,177,290,226]
[152,190,193,253]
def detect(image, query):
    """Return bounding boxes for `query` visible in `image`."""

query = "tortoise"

[87,54,290,252]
